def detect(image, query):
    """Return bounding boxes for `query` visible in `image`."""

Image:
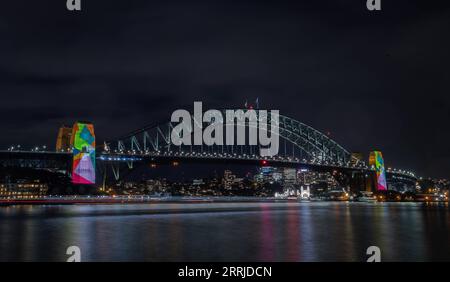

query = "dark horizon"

[0,0,449,178]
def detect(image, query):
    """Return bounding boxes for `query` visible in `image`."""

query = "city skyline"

[0,1,449,180]
[0,0,449,265]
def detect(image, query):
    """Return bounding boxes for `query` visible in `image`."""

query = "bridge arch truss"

[103,110,352,165]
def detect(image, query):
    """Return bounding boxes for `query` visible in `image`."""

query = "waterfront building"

[0,180,48,199]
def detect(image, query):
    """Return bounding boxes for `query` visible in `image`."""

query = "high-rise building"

[56,126,73,152]
[283,168,297,189]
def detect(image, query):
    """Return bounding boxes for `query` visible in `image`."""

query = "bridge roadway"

[99,151,371,173]
[0,150,418,183]
[0,150,71,171]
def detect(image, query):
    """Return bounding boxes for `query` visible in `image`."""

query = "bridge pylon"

[369,151,387,191]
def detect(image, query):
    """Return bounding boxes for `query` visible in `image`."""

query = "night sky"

[0,0,449,178]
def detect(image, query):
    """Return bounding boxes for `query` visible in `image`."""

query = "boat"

[355,191,376,202]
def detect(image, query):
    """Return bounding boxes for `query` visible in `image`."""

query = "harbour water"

[0,201,448,262]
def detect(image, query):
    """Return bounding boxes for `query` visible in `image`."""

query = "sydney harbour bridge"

[0,109,417,192]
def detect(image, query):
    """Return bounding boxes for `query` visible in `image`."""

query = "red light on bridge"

[261,160,268,166]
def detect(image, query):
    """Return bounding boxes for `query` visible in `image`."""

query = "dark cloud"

[0,0,449,178]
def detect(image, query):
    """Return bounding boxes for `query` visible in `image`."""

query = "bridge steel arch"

[103,110,352,165]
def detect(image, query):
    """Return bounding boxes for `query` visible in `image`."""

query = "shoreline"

[0,196,447,206]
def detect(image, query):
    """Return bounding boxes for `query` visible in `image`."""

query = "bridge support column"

[364,172,377,192]
[111,164,120,181]
[102,166,107,192]
[349,171,367,193]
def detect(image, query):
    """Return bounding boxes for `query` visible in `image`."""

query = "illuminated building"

[0,180,48,199]
[193,179,205,185]
[283,168,296,184]
[257,167,282,184]
[223,170,235,190]
[71,122,96,184]
[296,170,339,196]
[297,169,313,186]
[56,126,73,152]
[369,151,387,191]
[299,186,311,199]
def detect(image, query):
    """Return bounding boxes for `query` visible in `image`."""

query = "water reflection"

[0,202,448,261]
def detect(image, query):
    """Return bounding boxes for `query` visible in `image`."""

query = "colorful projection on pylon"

[369,151,387,191]
[71,122,96,184]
